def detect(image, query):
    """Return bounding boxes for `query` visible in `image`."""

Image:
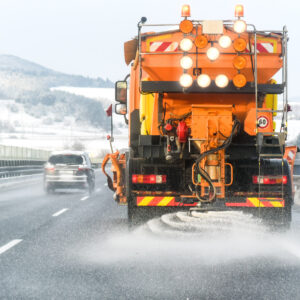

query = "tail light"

[78,167,88,171]
[45,165,55,174]
[253,175,287,185]
[132,174,167,184]
[77,166,88,175]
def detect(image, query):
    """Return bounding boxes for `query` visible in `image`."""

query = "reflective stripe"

[137,197,154,206]
[226,198,284,208]
[270,200,285,208]
[157,197,175,206]
[248,197,264,207]
[137,196,176,206]
[149,42,179,52]
[246,38,277,54]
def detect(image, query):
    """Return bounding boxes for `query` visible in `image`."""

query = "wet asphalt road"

[1,171,300,299]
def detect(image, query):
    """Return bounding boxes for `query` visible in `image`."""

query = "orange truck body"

[103,7,296,227]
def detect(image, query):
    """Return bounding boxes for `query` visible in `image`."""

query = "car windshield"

[49,154,83,165]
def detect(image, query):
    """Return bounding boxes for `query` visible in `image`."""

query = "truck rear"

[102,5,296,228]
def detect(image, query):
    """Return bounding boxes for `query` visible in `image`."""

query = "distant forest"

[0,55,113,129]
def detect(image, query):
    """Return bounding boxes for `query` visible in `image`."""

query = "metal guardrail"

[0,145,51,161]
[0,144,105,178]
[0,165,44,178]
[0,145,50,178]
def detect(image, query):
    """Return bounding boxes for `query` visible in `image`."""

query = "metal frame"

[141,81,284,94]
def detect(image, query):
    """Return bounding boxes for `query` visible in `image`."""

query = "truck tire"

[256,159,293,230]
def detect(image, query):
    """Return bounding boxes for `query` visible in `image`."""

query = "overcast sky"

[0,0,299,97]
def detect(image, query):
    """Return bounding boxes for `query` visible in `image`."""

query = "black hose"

[194,119,240,202]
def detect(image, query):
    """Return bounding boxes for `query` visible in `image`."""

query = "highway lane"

[0,172,119,246]
[1,172,300,299]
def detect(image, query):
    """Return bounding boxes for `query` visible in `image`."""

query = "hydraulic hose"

[194,119,240,202]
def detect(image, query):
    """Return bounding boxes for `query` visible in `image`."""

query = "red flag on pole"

[106,104,112,117]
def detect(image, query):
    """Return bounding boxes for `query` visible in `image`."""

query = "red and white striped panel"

[246,42,275,53]
[149,42,179,52]
[287,149,296,162]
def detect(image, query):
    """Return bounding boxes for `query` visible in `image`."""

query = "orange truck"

[102,5,297,227]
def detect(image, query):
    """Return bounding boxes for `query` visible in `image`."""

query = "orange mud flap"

[102,151,127,204]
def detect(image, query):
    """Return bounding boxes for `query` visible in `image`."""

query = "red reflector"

[132,174,167,184]
[253,175,258,184]
[164,123,173,131]
[78,167,87,171]
[148,175,156,184]
[176,121,189,143]
[132,174,138,183]
[282,176,288,184]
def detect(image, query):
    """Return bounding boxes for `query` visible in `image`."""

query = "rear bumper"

[46,182,88,189]
[45,174,87,183]
[136,196,285,208]
[44,174,88,189]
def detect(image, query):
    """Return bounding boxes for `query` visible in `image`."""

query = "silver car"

[44,151,95,194]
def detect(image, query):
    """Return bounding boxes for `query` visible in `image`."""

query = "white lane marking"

[81,196,89,201]
[0,239,22,255]
[52,208,69,217]
[104,183,108,186]
[96,188,101,192]
[282,241,300,260]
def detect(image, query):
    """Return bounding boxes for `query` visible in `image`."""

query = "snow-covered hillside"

[51,86,114,108]
[0,55,126,156]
